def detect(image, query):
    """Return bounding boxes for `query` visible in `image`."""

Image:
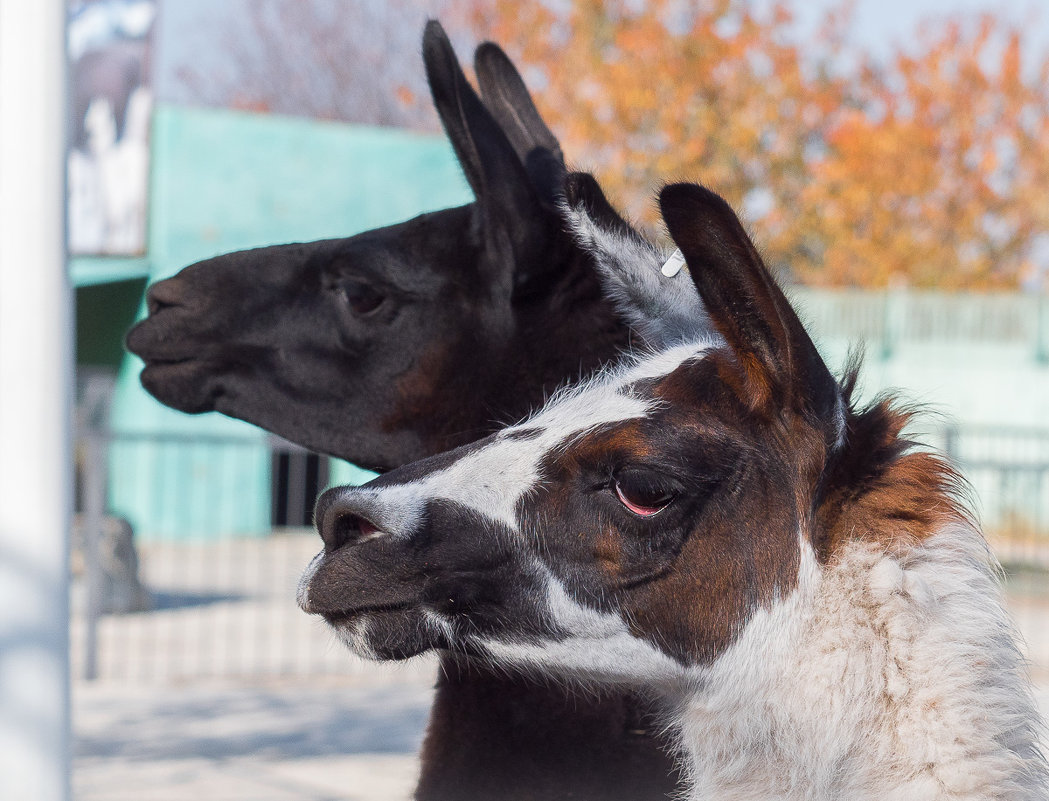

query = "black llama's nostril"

[146,278,186,315]
[315,487,382,553]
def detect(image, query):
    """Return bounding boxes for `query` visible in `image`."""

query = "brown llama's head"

[298,179,961,681]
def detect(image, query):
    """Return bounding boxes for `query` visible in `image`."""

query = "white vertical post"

[0,1,72,800]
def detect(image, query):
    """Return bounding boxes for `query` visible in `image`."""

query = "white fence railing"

[72,422,1049,681]
[794,289,1049,360]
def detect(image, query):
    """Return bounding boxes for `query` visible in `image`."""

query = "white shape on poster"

[67,0,154,256]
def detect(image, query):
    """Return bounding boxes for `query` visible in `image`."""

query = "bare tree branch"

[172,0,469,130]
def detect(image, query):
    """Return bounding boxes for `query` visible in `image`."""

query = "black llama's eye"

[612,468,678,517]
[340,280,385,315]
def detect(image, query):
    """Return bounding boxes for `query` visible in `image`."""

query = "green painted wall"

[76,278,148,368]
[109,104,472,540]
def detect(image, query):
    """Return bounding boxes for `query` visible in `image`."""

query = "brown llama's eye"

[613,468,677,517]
[340,280,385,315]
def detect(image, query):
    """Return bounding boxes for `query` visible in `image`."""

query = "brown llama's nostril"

[315,487,385,553]
[328,512,382,552]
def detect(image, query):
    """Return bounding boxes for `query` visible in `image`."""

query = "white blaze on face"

[477,534,818,698]
[480,570,688,687]
[358,341,714,536]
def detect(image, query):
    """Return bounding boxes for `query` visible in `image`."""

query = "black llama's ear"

[563,172,709,348]
[423,21,553,293]
[659,183,841,426]
[474,41,566,204]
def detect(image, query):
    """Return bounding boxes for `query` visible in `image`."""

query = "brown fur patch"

[528,361,809,665]
[814,397,969,561]
[381,338,489,454]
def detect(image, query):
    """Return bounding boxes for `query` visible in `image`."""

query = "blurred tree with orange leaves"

[464,0,1049,290]
[801,19,1049,289]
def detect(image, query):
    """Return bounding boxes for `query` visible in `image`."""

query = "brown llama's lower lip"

[322,602,413,625]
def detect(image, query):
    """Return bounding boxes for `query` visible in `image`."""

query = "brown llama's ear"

[422,21,554,291]
[659,183,840,427]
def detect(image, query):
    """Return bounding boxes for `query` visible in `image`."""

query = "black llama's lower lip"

[142,355,195,367]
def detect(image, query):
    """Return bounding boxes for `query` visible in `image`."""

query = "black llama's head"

[126,22,625,471]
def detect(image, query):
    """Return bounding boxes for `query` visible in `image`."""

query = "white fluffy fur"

[481,569,686,686]
[563,201,713,347]
[468,522,1047,798]
[672,525,1048,800]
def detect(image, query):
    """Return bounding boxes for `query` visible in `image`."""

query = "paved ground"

[72,669,1049,801]
[74,662,437,801]
[72,533,435,801]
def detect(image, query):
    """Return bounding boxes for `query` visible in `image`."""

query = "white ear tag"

[661,249,686,277]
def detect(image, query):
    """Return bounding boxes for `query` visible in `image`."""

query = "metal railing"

[794,289,1049,362]
[73,414,353,682]
[71,419,1049,681]
[940,425,1049,564]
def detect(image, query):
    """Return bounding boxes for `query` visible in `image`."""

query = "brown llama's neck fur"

[814,376,970,562]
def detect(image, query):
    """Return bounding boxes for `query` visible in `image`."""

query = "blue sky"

[154,0,1049,111]
[798,0,1047,61]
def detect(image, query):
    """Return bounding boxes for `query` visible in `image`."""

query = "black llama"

[127,22,681,801]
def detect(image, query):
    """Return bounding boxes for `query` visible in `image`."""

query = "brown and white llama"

[300,176,1048,800]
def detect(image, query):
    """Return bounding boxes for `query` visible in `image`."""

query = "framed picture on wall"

[68,0,155,256]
